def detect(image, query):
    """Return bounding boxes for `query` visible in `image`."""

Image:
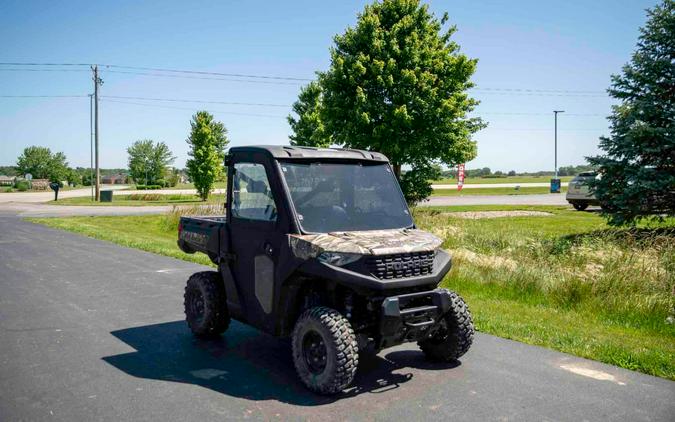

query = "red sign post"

[457,164,465,191]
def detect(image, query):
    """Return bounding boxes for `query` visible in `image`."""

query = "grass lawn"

[164,181,227,190]
[433,175,574,185]
[432,186,567,196]
[27,205,675,380]
[48,193,225,206]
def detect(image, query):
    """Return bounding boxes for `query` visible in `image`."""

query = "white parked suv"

[566,172,600,211]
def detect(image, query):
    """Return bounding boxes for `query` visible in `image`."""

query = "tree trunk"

[393,163,402,180]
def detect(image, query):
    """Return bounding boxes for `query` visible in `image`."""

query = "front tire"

[572,202,588,211]
[184,271,230,338]
[419,290,474,361]
[291,306,359,395]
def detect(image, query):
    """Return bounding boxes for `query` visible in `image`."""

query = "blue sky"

[0,0,657,171]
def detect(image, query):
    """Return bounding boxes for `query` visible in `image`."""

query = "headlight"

[318,252,361,266]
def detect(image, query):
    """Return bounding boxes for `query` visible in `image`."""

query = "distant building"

[101,174,128,184]
[0,175,15,186]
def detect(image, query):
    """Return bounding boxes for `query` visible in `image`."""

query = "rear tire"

[292,306,359,395]
[184,271,230,338]
[419,290,474,361]
[572,202,588,211]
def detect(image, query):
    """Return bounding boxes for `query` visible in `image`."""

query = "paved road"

[0,185,129,204]
[0,191,570,218]
[0,182,565,204]
[0,202,173,217]
[1,214,672,421]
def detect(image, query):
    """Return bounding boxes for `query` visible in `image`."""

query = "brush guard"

[377,289,452,349]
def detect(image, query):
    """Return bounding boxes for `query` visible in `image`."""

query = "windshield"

[279,161,413,233]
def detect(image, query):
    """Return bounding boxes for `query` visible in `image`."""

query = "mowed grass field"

[431,186,567,196]
[48,193,225,206]
[28,205,675,380]
[433,175,574,185]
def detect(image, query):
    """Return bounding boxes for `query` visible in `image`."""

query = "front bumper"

[378,288,452,349]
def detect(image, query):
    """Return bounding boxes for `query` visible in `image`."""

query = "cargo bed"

[177,215,228,262]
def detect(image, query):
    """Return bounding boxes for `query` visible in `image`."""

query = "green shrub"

[135,185,162,190]
[15,180,30,191]
[167,173,179,187]
[128,193,162,201]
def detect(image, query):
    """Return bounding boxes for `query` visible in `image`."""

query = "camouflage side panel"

[289,229,442,259]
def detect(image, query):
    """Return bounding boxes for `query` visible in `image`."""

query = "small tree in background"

[186,111,229,200]
[287,81,331,147]
[588,0,674,225]
[127,139,175,186]
[398,164,441,205]
[16,146,69,182]
[317,0,485,204]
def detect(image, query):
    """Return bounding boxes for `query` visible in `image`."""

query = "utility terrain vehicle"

[178,145,474,394]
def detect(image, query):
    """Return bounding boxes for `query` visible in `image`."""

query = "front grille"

[366,251,435,279]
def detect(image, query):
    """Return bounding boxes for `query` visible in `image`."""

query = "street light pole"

[553,110,564,178]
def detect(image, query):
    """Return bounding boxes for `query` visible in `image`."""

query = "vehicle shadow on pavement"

[102,320,460,405]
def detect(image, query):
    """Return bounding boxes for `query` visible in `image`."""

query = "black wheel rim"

[429,318,449,344]
[302,330,327,374]
[188,288,205,324]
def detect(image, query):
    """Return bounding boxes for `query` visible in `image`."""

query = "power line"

[0,68,90,72]
[484,127,606,131]
[0,95,608,117]
[0,63,609,95]
[97,100,608,127]
[471,89,607,97]
[0,62,312,83]
[101,95,289,108]
[475,111,605,116]
[104,70,302,86]
[473,87,605,95]
[0,94,88,98]
[0,95,608,119]
[101,98,286,118]
[99,64,313,82]
[0,62,90,66]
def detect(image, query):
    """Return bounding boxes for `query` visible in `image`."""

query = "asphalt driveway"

[0,214,672,421]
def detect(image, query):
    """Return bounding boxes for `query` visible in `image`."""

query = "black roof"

[229,145,389,162]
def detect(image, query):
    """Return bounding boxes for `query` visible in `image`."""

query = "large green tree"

[588,0,674,225]
[287,81,330,147]
[15,146,69,182]
[186,111,229,200]
[127,139,176,185]
[316,0,484,203]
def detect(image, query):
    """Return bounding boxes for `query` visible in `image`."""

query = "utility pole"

[92,65,103,201]
[89,93,94,201]
[551,110,564,193]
